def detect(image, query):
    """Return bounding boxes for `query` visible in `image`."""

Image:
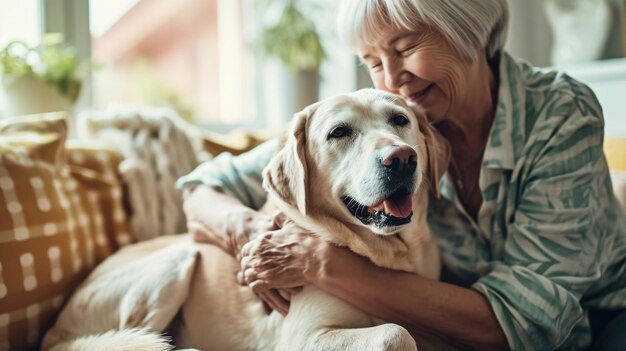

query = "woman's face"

[359,26,477,123]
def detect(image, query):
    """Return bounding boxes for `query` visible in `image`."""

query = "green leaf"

[257,1,325,72]
[0,38,90,103]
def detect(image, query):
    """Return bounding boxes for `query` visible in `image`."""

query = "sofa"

[0,111,625,351]
[0,111,268,351]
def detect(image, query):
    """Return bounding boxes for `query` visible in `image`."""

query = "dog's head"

[263,89,449,236]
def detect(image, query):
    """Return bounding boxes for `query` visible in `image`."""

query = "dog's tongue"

[371,194,413,219]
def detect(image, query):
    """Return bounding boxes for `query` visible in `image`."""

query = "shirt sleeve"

[472,95,607,350]
[176,139,279,210]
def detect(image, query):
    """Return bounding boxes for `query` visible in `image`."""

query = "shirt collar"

[482,51,527,171]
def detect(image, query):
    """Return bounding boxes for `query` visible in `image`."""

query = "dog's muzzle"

[341,144,418,228]
[342,189,413,228]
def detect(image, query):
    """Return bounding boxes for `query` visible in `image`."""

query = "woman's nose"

[383,60,412,91]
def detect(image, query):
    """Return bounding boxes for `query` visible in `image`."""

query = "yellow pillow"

[0,113,129,350]
[611,171,626,212]
[201,129,273,156]
[66,141,133,252]
[604,138,626,171]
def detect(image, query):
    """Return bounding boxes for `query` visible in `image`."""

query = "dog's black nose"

[381,145,417,177]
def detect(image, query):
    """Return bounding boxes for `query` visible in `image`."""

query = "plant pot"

[293,68,320,113]
[0,76,74,118]
[262,59,320,129]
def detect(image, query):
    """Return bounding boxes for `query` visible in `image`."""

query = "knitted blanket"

[78,107,209,241]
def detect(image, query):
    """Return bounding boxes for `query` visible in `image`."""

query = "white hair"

[337,0,509,61]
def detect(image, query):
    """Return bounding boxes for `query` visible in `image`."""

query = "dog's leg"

[42,239,198,351]
[312,323,417,351]
[275,286,417,351]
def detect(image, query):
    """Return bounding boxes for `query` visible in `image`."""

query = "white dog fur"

[43,89,450,351]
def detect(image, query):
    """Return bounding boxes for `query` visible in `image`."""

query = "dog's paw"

[368,323,418,351]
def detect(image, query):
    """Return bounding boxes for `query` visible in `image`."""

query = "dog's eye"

[328,126,351,139]
[391,114,409,126]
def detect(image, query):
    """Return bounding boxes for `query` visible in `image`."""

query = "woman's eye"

[399,45,418,57]
[328,126,351,139]
[391,114,409,126]
[369,62,382,71]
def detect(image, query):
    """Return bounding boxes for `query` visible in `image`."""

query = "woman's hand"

[237,213,328,315]
[183,184,278,259]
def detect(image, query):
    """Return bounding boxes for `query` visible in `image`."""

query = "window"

[0,0,41,48]
[89,0,256,126]
[2,0,360,131]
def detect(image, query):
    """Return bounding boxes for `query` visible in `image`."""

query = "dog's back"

[169,242,283,351]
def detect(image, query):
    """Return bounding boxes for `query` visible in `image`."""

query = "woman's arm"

[179,139,297,312]
[240,223,509,350]
[313,244,509,350]
[183,184,275,259]
[178,139,280,257]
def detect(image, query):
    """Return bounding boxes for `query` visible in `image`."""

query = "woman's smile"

[407,83,435,104]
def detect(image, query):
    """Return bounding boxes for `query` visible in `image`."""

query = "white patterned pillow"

[0,113,130,351]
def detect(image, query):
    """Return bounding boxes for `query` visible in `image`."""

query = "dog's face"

[264,89,448,236]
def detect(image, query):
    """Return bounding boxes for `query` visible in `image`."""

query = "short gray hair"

[337,0,509,61]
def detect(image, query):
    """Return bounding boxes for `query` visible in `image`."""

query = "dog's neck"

[270,187,439,277]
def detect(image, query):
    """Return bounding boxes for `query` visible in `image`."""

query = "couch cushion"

[66,141,133,252]
[611,171,626,213]
[0,113,129,351]
[605,138,626,172]
[201,129,272,156]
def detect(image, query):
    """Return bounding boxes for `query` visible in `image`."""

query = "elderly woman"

[178,0,626,349]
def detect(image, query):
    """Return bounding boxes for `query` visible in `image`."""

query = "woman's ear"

[412,105,450,198]
[262,104,316,215]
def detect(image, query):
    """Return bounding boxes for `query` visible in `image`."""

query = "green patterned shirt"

[177,52,626,350]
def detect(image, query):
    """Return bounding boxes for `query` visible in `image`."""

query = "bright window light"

[88,0,256,127]
[0,0,40,48]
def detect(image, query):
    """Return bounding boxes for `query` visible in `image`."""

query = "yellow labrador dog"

[43,89,449,351]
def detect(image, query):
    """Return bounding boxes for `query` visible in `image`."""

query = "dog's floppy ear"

[263,104,316,215]
[413,106,451,198]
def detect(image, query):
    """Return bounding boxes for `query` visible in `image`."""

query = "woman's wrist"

[183,184,269,256]
[303,241,358,286]
[301,237,326,283]
[225,208,269,256]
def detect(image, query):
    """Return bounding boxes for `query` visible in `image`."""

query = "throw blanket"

[78,107,209,241]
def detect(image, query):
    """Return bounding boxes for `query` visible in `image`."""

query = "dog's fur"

[43,89,450,351]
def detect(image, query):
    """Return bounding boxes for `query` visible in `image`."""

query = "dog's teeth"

[383,202,390,215]
[371,202,385,212]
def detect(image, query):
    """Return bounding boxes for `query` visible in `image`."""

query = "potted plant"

[0,35,87,118]
[258,0,325,73]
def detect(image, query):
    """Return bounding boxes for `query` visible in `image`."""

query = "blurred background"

[1,0,625,134]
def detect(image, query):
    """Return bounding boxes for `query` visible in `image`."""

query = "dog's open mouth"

[342,189,413,227]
